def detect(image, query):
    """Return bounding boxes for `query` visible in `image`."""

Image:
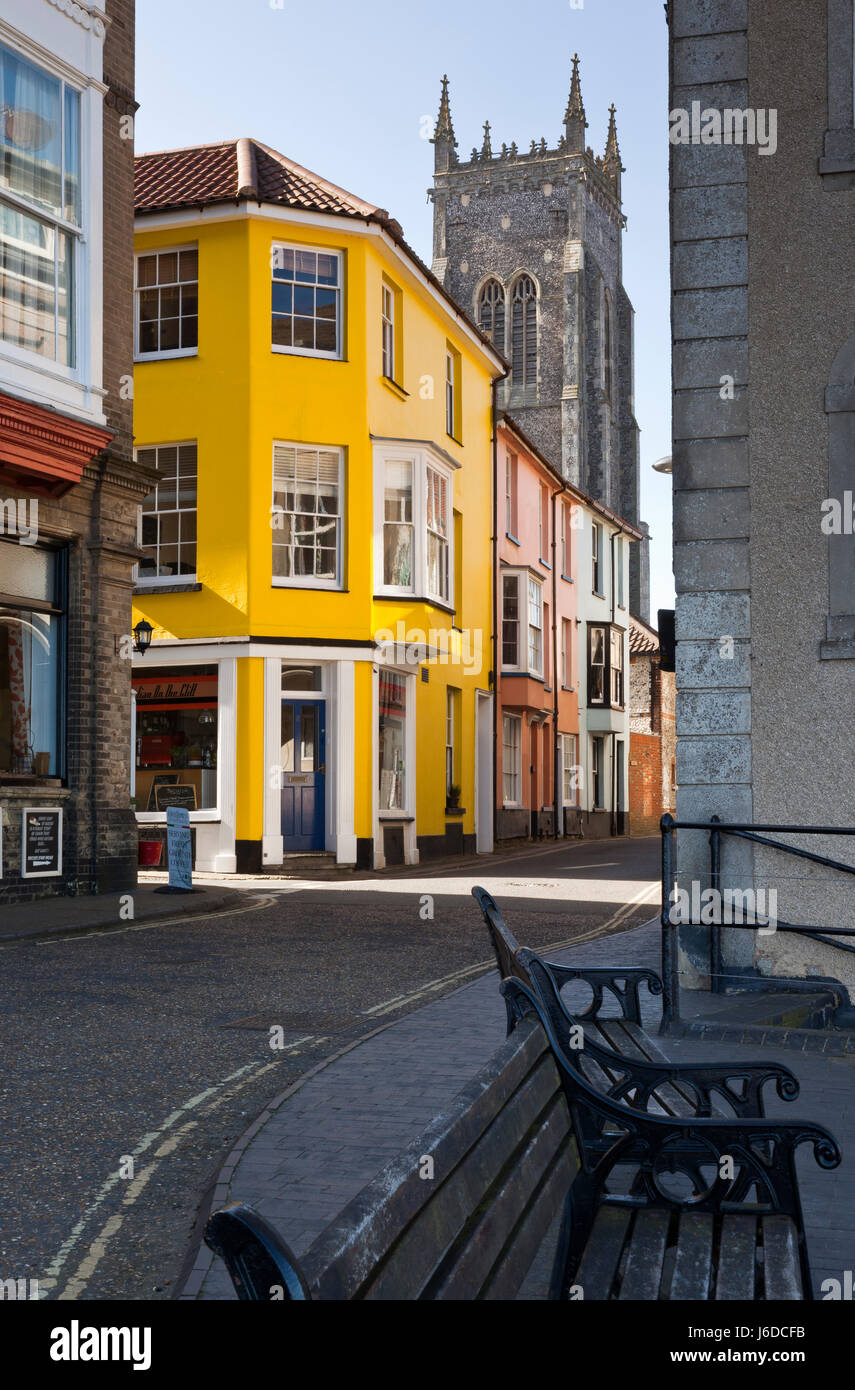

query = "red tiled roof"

[135,138,380,219]
[133,139,507,370]
[630,618,660,655]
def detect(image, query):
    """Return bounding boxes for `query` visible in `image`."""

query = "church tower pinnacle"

[564,54,588,154]
[603,103,624,196]
[432,75,458,173]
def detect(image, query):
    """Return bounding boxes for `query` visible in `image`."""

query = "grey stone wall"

[670,0,855,996]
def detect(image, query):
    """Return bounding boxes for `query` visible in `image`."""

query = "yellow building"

[131,139,503,871]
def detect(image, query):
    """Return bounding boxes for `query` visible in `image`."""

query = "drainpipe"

[551,486,561,840]
[491,381,500,850]
[608,524,621,838]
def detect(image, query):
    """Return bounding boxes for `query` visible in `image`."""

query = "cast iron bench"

[472,886,801,1121]
[205,967,838,1299]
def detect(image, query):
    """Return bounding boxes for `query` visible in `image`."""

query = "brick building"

[628,617,675,837]
[0,0,148,902]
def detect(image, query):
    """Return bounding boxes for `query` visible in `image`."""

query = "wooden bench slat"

[618,1209,671,1300]
[303,1019,550,1299]
[571,1205,633,1300]
[669,1211,714,1299]
[762,1216,803,1300]
[716,1214,758,1300]
[445,1121,578,1300]
[364,1060,568,1300]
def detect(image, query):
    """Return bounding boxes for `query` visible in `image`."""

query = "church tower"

[429,57,650,620]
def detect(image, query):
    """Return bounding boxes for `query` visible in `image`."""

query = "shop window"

[0,540,64,778]
[132,665,218,811]
[379,670,407,813]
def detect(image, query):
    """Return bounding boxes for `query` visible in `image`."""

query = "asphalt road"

[0,835,658,1301]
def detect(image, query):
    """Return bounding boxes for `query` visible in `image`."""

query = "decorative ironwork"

[472,886,800,1120]
[501,973,841,1296]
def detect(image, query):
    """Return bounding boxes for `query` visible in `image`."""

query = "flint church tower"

[429,57,650,619]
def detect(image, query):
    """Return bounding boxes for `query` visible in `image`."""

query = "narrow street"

[0,836,657,1301]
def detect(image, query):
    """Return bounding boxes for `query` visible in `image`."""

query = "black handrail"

[660,814,855,1026]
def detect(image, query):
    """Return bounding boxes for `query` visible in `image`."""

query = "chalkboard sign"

[22,807,63,878]
[166,806,193,890]
[146,773,178,811]
[155,783,197,812]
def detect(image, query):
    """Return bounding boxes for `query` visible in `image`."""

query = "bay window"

[375,445,454,604]
[588,623,625,709]
[272,442,343,588]
[528,577,543,676]
[502,570,544,677]
[0,43,81,368]
[0,540,64,779]
[383,459,413,588]
[610,627,624,705]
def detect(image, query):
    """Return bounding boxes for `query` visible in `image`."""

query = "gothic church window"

[478,278,505,348]
[511,274,537,390]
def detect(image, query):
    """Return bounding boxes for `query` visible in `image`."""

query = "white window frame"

[610,627,624,707]
[0,31,103,419]
[502,712,522,807]
[561,617,573,689]
[445,349,456,437]
[382,281,395,380]
[378,667,414,820]
[617,536,626,608]
[592,521,604,594]
[505,450,517,536]
[528,575,544,678]
[271,241,343,361]
[134,243,199,362]
[271,441,345,591]
[591,735,606,810]
[373,443,455,606]
[561,733,578,806]
[134,440,198,587]
[445,687,458,797]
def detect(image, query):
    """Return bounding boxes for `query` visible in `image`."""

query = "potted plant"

[446,783,462,813]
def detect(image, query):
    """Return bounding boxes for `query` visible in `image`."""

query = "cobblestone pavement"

[189,918,855,1301]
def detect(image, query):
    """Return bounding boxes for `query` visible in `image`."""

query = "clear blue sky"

[136,0,674,620]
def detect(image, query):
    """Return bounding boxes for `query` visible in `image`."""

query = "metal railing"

[660,814,855,1026]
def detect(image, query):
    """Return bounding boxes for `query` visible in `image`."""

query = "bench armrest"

[205,1203,311,1301]
[544,962,663,1024]
[518,951,798,1118]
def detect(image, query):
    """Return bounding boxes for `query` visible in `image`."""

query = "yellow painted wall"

[133,206,498,855]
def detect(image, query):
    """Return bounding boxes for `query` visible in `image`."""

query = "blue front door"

[281,701,325,851]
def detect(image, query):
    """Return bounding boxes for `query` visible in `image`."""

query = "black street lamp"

[133,620,154,656]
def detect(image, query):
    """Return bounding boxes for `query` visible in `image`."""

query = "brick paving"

[186,917,855,1300]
